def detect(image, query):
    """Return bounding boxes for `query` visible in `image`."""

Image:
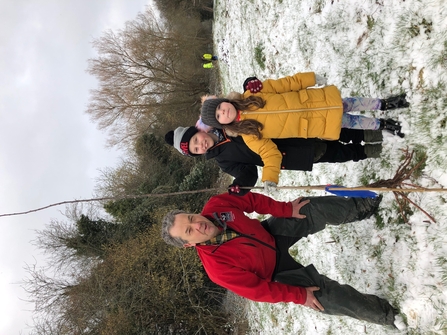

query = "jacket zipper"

[209,130,232,150]
[241,105,341,116]
[211,231,276,253]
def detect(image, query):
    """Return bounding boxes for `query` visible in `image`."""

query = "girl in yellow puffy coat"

[199,72,407,191]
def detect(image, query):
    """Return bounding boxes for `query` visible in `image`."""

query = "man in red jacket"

[161,192,400,327]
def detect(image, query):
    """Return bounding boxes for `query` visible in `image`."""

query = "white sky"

[0,1,152,333]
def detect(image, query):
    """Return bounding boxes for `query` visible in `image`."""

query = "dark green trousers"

[262,196,396,326]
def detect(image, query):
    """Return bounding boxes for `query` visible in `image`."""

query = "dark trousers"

[261,196,396,326]
[316,140,367,163]
[338,128,366,144]
[315,128,368,163]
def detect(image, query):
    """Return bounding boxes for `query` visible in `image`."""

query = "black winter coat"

[205,130,315,188]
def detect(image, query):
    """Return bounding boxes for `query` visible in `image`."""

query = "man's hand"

[304,286,324,311]
[291,197,310,219]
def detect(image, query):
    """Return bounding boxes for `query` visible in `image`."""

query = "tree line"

[25,1,237,334]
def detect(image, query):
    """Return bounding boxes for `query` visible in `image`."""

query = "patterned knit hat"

[200,98,230,129]
[164,126,199,157]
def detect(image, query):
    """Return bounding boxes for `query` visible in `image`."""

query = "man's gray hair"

[161,209,188,248]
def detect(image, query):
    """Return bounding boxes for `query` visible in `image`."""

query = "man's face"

[170,213,220,247]
[188,132,216,154]
[215,102,237,125]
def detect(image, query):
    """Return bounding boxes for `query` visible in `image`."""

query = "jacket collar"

[205,129,233,159]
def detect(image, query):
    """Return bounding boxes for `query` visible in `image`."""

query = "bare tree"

[87,8,212,147]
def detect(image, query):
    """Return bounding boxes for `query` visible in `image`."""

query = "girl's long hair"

[224,95,266,139]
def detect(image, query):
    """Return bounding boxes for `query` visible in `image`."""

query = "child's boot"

[380,93,409,110]
[379,118,405,138]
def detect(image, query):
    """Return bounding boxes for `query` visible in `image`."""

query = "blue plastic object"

[325,185,378,198]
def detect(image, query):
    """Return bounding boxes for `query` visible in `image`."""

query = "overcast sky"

[0,1,152,333]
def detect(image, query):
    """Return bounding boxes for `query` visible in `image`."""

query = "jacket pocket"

[299,118,309,137]
[299,89,309,103]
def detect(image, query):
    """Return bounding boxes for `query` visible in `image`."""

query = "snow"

[213,0,447,333]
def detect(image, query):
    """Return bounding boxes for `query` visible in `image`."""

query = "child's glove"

[315,74,327,86]
[264,181,278,194]
[228,184,249,196]
[243,76,263,93]
[246,79,263,93]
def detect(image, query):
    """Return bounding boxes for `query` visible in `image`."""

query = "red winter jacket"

[196,192,307,304]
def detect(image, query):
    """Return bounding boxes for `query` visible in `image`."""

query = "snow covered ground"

[213,0,447,334]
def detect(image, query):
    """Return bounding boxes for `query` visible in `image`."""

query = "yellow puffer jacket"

[240,72,343,184]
